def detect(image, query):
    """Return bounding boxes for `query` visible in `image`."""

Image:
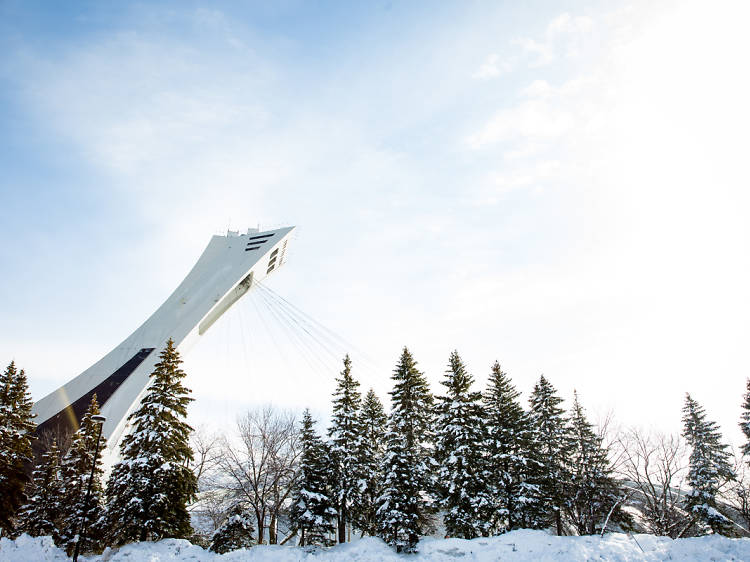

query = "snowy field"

[3,530,750,562]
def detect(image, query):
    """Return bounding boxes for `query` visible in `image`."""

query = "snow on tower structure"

[32,226,295,460]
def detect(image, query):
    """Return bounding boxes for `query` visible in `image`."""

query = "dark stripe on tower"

[34,347,155,442]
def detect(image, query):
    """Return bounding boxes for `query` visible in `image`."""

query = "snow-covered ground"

[3,531,750,562]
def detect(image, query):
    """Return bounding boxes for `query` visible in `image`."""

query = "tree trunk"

[269,512,277,544]
[255,508,265,544]
[338,500,347,543]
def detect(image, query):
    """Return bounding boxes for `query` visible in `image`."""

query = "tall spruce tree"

[566,391,627,535]
[327,354,362,543]
[377,347,434,553]
[434,351,491,538]
[58,395,107,555]
[290,409,336,546]
[355,389,387,537]
[0,361,36,535]
[483,361,540,532]
[104,339,197,545]
[740,379,750,459]
[17,440,63,542]
[682,393,735,535]
[528,374,571,535]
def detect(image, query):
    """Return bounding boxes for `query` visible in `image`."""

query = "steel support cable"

[255,282,378,369]
[254,283,352,378]
[250,286,323,381]
[251,281,347,359]
[256,282,339,381]
[252,281,334,381]
[253,282,386,382]
[247,283,297,376]
[253,279,383,372]
[252,281,387,391]
[252,281,387,392]
[252,282,333,383]
[235,295,254,382]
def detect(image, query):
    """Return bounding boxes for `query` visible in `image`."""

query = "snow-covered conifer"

[740,379,750,459]
[434,351,491,538]
[58,395,107,554]
[355,388,387,537]
[566,391,628,535]
[327,354,362,543]
[682,393,735,535]
[290,409,336,546]
[528,374,571,535]
[16,440,63,542]
[483,361,540,532]
[209,504,255,553]
[0,361,36,535]
[377,347,434,553]
[104,339,197,545]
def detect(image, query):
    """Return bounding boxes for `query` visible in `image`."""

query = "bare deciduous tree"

[617,429,691,538]
[219,406,301,545]
[721,450,750,535]
[188,426,230,544]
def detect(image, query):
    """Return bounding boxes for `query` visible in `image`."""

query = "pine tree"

[104,339,197,545]
[483,361,540,533]
[377,347,435,553]
[354,389,387,537]
[528,374,571,535]
[209,504,255,554]
[566,391,627,535]
[0,361,36,535]
[682,393,735,535]
[16,440,63,542]
[740,379,750,459]
[290,409,336,546]
[58,395,107,555]
[434,351,491,538]
[327,354,362,543]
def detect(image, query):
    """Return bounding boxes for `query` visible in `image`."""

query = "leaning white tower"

[32,226,294,460]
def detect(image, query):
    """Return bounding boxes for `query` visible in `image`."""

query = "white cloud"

[466,100,574,148]
[547,13,594,35]
[512,37,557,68]
[510,12,595,68]
[472,53,512,79]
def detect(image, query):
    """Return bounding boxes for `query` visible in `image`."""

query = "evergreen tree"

[434,351,491,538]
[682,393,735,535]
[58,395,107,555]
[16,440,63,542]
[104,339,197,545]
[483,361,540,533]
[528,374,571,535]
[740,379,750,459]
[566,391,627,535]
[209,504,255,554]
[377,347,434,553]
[0,361,36,535]
[354,389,387,537]
[327,354,362,543]
[290,409,336,546]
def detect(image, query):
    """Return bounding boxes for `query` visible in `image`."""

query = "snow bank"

[3,530,750,562]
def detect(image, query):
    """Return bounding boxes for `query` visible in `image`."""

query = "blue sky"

[1,0,749,442]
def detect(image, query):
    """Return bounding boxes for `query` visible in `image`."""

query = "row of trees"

[0,340,197,556]
[286,348,749,550]
[1,345,749,554]
[284,348,631,552]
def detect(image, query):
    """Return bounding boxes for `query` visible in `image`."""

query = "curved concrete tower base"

[32,226,294,460]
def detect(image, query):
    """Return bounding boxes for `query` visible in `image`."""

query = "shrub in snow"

[208,504,255,553]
